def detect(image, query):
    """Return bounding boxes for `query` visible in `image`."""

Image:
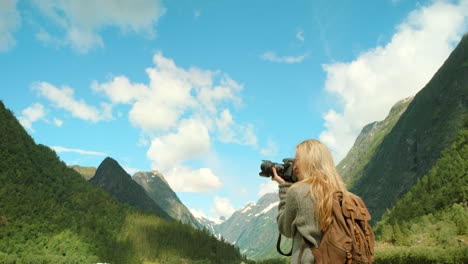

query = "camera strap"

[276,233,293,256]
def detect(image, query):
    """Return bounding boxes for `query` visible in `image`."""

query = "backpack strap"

[276,233,293,256]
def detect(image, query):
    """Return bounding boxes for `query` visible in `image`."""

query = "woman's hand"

[271,167,286,184]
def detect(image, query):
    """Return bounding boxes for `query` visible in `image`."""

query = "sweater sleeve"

[277,183,321,247]
[276,182,296,238]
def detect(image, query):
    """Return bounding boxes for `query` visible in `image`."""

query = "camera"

[259,158,297,183]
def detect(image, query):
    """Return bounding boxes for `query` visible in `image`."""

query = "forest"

[0,100,248,264]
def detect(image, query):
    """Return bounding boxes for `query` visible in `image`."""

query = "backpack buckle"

[346,252,353,264]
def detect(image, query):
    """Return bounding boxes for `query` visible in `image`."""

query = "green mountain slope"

[0,101,134,263]
[371,119,467,263]
[350,34,468,224]
[133,171,202,229]
[90,157,173,221]
[337,96,413,187]
[376,117,467,229]
[0,101,247,264]
[68,165,96,180]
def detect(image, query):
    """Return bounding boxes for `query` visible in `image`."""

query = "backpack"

[300,191,375,264]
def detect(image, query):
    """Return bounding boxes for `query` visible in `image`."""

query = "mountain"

[376,116,467,229]
[337,96,413,187]
[350,34,468,224]
[191,211,225,237]
[0,101,133,263]
[0,100,247,264]
[69,165,96,180]
[90,157,172,221]
[202,192,291,260]
[133,170,202,228]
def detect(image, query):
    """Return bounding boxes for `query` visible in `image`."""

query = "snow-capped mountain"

[196,192,291,260]
[191,210,225,237]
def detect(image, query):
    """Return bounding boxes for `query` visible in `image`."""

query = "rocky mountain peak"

[90,158,172,220]
[133,170,202,229]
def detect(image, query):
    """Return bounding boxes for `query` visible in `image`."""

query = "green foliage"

[375,124,468,247]
[371,110,468,263]
[118,213,247,264]
[376,120,468,238]
[254,258,290,264]
[376,203,468,247]
[375,247,468,264]
[0,101,246,264]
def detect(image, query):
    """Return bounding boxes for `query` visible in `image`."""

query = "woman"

[272,139,349,264]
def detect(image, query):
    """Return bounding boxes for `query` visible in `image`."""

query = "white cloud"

[258,181,279,197]
[147,118,211,171]
[296,30,304,42]
[124,52,215,131]
[211,196,236,218]
[31,0,165,53]
[320,0,468,162]
[53,118,63,127]
[164,165,222,193]
[18,103,47,132]
[91,76,149,104]
[198,75,243,113]
[50,146,107,156]
[260,138,279,157]
[92,52,257,193]
[0,0,20,52]
[216,109,257,146]
[261,51,308,63]
[145,118,222,191]
[93,52,247,133]
[33,81,113,122]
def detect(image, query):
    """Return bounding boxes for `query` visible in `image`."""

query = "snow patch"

[239,202,256,213]
[255,202,279,217]
[191,209,225,225]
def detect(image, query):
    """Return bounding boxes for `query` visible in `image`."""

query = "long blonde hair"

[294,139,348,231]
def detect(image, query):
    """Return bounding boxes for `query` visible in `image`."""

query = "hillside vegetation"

[375,117,467,245]
[90,157,173,221]
[350,34,468,224]
[0,101,247,264]
[337,97,413,187]
[369,116,468,264]
[68,165,96,180]
[133,171,202,229]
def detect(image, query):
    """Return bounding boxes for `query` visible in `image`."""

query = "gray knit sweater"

[277,182,321,264]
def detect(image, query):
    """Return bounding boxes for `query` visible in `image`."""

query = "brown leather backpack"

[300,191,375,264]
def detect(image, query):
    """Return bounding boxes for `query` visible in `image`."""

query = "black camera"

[259,158,297,183]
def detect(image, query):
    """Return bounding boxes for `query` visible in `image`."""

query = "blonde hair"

[294,139,348,231]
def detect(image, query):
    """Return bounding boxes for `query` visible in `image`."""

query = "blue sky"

[1,0,467,219]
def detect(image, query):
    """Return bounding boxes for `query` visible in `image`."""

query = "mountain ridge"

[90,157,173,221]
[337,96,414,187]
[350,34,468,223]
[133,170,202,228]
